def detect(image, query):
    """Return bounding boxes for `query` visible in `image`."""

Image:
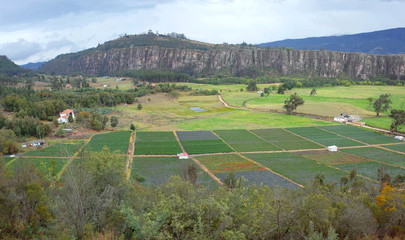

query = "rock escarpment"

[40,47,405,79]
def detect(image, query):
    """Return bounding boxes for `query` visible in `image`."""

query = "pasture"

[134,131,182,155]
[86,131,131,153]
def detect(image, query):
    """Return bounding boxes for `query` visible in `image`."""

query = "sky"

[0,0,404,65]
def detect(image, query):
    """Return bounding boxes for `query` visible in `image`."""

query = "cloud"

[1,0,404,64]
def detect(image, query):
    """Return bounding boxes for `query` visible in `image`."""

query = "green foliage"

[137,103,143,110]
[110,116,119,128]
[0,129,19,154]
[310,88,317,96]
[389,109,405,131]
[130,123,136,131]
[246,81,258,91]
[373,93,392,116]
[283,92,305,114]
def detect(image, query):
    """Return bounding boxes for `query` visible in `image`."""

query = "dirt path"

[190,157,224,186]
[57,137,92,179]
[210,131,238,152]
[173,131,186,152]
[125,131,137,180]
[14,156,70,159]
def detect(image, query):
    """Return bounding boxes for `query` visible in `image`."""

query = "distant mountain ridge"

[258,28,405,55]
[20,62,45,70]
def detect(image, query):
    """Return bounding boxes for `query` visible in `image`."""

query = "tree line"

[0,147,403,239]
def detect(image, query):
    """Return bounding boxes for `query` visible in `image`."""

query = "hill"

[39,32,405,80]
[258,28,405,55]
[0,55,31,76]
[20,62,45,70]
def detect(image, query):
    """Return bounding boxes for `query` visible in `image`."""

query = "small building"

[22,140,46,148]
[65,84,72,88]
[327,145,338,152]
[334,113,361,123]
[394,136,404,141]
[57,109,75,124]
[177,152,189,159]
[103,84,109,87]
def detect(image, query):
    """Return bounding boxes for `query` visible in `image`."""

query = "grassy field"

[131,157,217,188]
[363,117,405,132]
[220,85,405,130]
[320,125,400,145]
[250,128,323,150]
[194,154,263,174]
[8,157,69,176]
[335,161,404,181]
[286,127,365,147]
[86,131,131,153]
[213,129,281,152]
[175,110,334,131]
[23,142,83,157]
[134,131,182,155]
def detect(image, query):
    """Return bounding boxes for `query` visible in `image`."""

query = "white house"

[327,145,338,152]
[394,136,404,141]
[177,152,189,159]
[57,109,75,124]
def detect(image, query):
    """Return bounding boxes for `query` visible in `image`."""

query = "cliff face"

[40,47,405,79]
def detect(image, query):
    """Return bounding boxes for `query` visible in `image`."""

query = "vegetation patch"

[250,128,323,150]
[8,157,69,176]
[335,161,404,181]
[135,131,182,155]
[286,126,364,147]
[341,147,405,167]
[86,131,131,153]
[176,130,219,141]
[214,129,281,152]
[180,140,234,154]
[215,170,298,188]
[320,125,400,145]
[382,144,405,153]
[23,142,82,157]
[194,154,262,173]
[296,151,370,165]
[131,157,216,188]
[244,152,347,185]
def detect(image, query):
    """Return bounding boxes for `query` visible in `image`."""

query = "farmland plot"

[320,125,400,145]
[24,143,82,157]
[335,161,404,181]
[215,170,298,188]
[382,144,405,153]
[214,129,280,152]
[131,157,217,188]
[286,127,364,147]
[177,131,234,154]
[244,153,347,185]
[250,128,323,150]
[86,131,131,153]
[8,157,69,175]
[135,131,182,155]
[194,154,262,174]
[341,147,405,167]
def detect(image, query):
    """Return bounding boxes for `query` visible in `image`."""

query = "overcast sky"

[1,0,404,64]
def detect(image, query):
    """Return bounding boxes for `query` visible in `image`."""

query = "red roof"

[178,152,188,156]
[59,109,74,119]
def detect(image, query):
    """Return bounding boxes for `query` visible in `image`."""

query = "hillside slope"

[0,55,31,76]
[258,28,405,55]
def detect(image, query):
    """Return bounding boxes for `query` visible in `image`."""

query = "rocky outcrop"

[40,47,405,79]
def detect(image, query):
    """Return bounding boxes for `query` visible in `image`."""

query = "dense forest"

[0,147,404,239]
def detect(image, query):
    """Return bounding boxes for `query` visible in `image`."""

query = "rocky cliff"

[40,46,405,79]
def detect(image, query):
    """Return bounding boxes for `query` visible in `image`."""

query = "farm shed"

[394,136,404,141]
[22,140,46,148]
[327,145,338,152]
[177,152,189,159]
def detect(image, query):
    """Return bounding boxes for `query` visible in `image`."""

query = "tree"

[246,81,258,92]
[110,116,119,128]
[283,93,304,114]
[277,86,286,94]
[137,103,143,110]
[389,109,405,132]
[68,114,74,123]
[130,123,136,131]
[310,88,317,96]
[373,94,391,116]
